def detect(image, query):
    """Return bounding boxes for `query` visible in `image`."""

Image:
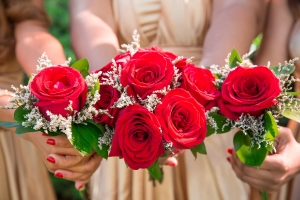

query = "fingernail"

[46,139,55,145]
[227,157,231,162]
[46,156,55,164]
[168,161,176,167]
[42,133,48,136]
[77,185,83,190]
[226,148,233,155]
[55,172,63,178]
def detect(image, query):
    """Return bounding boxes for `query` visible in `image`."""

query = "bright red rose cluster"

[93,47,220,170]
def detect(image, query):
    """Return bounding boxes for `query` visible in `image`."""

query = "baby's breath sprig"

[36,52,52,72]
[120,29,140,56]
[233,114,272,149]
[98,125,114,151]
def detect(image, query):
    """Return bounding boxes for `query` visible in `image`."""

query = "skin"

[65,0,268,173]
[0,0,102,189]
[229,0,300,194]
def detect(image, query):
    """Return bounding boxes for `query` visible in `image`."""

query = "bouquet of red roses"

[207,49,300,200]
[92,31,221,180]
[0,54,106,156]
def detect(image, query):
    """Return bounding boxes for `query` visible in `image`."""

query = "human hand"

[22,132,102,189]
[228,127,300,193]
[158,149,181,167]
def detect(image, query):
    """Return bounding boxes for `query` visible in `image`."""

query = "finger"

[53,154,102,180]
[46,154,89,171]
[75,181,86,191]
[47,134,74,148]
[158,156,178,166]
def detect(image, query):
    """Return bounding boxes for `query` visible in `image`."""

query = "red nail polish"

[46,156,55,164]
[227,157,231,162]
[42,133,48,136]
[77,185,83,190]
[168,162,176,167]
[46,139,55,145]
[227,148,233,155]
[55,172,63,178]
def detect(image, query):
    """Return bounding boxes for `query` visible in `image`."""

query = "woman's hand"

[228,127,300,193]
[22,132,102,189]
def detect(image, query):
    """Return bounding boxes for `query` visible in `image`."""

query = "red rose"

[181,66,220,110]
[218,66,281,120]
[109,104,164,170]
[93,85,120,127]
[155,88,206,149]
[30,66,88,119]
[120,48,174,99]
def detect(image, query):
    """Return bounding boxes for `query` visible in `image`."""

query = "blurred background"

[45,0,80,199]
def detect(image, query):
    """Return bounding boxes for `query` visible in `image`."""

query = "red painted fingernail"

[46,139,55,145]
[173,149,180,154]
[227,157,231,162]
[227,148,233,155]
[46,156,55,164]
[77,185,83,190]
[55,172,63,178]
[42,133,48,136]
[168,161,176,167]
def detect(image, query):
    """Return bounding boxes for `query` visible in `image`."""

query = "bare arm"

[254,0,294,65]
[69,0,119,71]
[200,0,269,66]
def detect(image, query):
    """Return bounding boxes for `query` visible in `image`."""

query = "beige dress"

[0,58,56,200]
[90,1,250,200]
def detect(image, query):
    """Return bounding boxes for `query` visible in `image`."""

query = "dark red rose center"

[172,107,189,133]
[133,131,149,141]
[241,78,259,96]
[135,66,158,84]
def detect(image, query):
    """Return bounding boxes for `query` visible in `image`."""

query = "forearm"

[69,0,119,71]
[14,20,66,76]
[200,2,266,66]
[255,0,294,65]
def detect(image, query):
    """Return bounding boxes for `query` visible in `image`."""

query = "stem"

[260,191,268,200]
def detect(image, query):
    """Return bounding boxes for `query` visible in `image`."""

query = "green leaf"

[270,65,295,76]
[14,104,30,122]
[15,124,39,136]
[229,49,243,69]
[287,91,300,96]
[71,58,90,78]
[147,160,162,183]
[282,109,300,123]
[264,111,279,139]
[190,142,207,159]
[76,122,108,159]
[0,121,20,128]
[206,113,232,137]
[91,80,100,95]
[71,124,93,156]
[234,131,268,167]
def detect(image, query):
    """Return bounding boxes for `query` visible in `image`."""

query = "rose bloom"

[30,66,88,119]
[181,66,220,110]
[155,88,207,149]
[120,47,174,99]
[218,66,282,120]
[109,104,164,170]
[93,84,120,127]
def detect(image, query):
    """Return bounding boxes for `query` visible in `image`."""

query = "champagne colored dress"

[0,58,56,200]
[90,1,250,200]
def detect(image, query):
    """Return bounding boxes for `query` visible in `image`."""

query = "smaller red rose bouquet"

[0,54,106,156]
[207,49,300,200]
[92,31,218,181]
